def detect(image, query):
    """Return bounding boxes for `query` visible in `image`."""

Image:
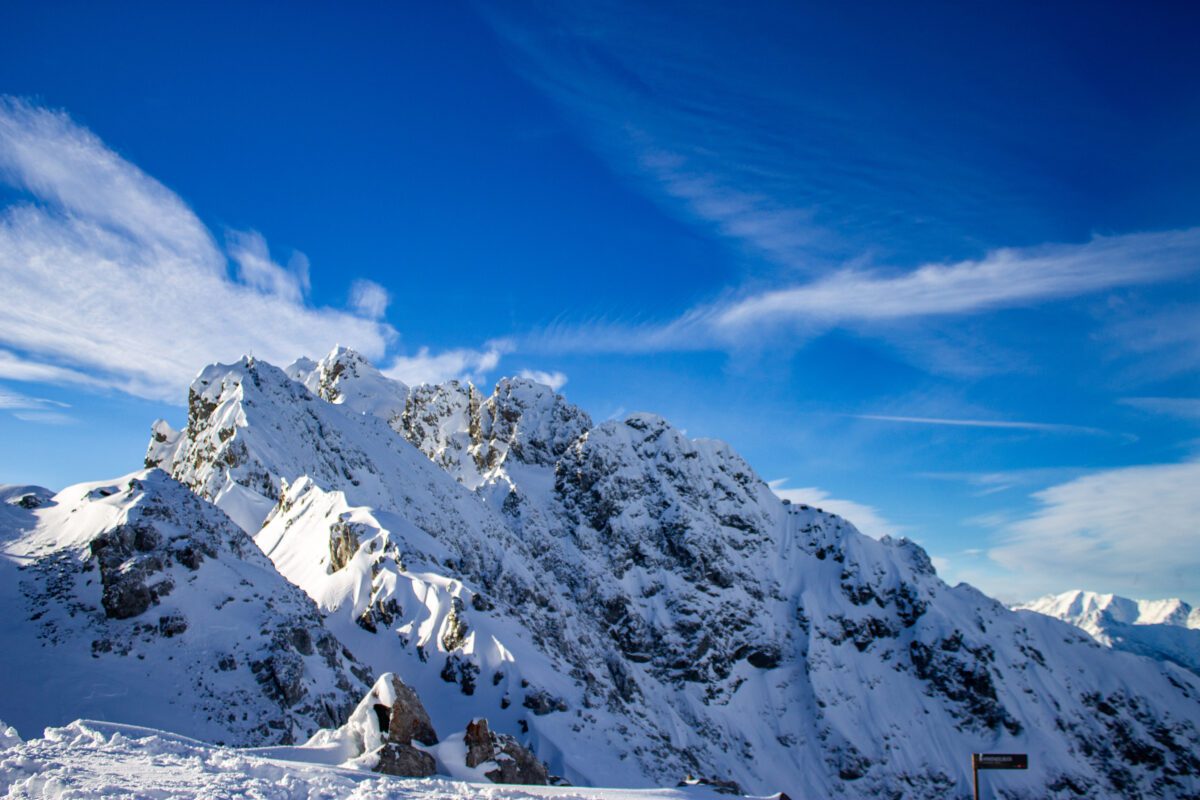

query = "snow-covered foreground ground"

[0,720,745,800]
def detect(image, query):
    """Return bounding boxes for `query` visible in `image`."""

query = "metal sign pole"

[972,754,979,800]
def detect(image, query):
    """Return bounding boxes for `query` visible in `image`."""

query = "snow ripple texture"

[0,720,740,800]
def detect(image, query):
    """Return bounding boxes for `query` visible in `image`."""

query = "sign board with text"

[973,753,1028,770]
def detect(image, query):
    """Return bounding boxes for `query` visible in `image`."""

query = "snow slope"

[0,719,746,800]
[0,471,370,746]
[142,348,1200,798]
[1016,590,1200,675]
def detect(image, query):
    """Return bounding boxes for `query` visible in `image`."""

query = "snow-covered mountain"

[1016,590,1200,676]
[0,471,371,746]
[137,347,1200,798]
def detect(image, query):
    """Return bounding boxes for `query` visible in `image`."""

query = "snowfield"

[0,719,743,800]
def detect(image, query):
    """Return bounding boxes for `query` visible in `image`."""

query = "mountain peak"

[123,350,1200,795]
[0,468,371,745]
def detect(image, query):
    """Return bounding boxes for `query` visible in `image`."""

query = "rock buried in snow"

[462,717,550,785]
[375,741,436,778]
[678,775,743,795]
[303,672,439,778]
[371,674,439,778]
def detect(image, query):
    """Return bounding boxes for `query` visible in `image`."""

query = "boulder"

[376,742,437,777]
[460,717,549,785]
[464,718,493,768]
[384,674,438,747]
[351,673,439,778]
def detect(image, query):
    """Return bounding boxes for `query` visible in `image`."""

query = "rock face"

[463,717,550,785]
[142,348,1200,797]
[0,472,370,746]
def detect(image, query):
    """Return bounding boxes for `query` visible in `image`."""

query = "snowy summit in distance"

[1016,589,1200,676]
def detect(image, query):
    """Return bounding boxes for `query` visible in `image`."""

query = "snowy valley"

[2,348,1199,798]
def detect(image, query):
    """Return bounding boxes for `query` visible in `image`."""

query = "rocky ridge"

[137,347,1200,798]
[0,471,371,746]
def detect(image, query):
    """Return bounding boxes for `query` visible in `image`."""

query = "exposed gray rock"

[461,717,549,785]
[0,471,370,746]
[521,689,566,715]
[328,518,361,572]
[384,674,438,747]
[361,674,439,778]
[463,717,494,768]
[375,741,436,777]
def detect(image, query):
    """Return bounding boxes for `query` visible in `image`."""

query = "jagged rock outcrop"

[381,674,438,748]
[0,472,371,746]
[138,348,1200,797]
[463,717,550,784]
[305,673,437,777]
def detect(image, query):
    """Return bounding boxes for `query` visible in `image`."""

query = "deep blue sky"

[1,0,1198,603]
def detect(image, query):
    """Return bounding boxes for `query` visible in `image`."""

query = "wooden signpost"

[972,753,1028,799]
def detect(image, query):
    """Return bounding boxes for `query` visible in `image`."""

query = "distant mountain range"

[2,347,1198,798]
[1016,590,1200,677]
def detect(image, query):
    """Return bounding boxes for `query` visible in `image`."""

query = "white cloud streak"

[349,279,390,320]
[0,387,67,410]
[517,369,568,391]
[768,480,901,540]
[12,410,76,425]
[487,8,1200,368]
[528,228,1200,357]
[988,460,1200,603]
[384,342,511,387]
[0,97,398,402]
[0,349,108,389]
[226,230,311,303]
[1120,397,1200,420]
[0,386,74,425]
[714,229,1200,329]
[850,414,1106,436]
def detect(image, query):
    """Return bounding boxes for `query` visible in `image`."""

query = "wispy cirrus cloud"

[517,369,568,392]
[0,97,511,403]
[0,387,66,411]
[0,348,108,389]
[226,229,312,304]
[920,467,1088,497]
[527,228,1200,358]
[0,385,76,425]
[849,413,1107,436]
[489,4,1200,377]
[12,410,76,426]
[768,479,902,540]
[1119,396,1200,420]
[348,279,391,320]
[0,96,398,402]
[384,341,511,387]
[987,460,1200,603]
[712,229,1200,330]
[483,3,1001,272]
